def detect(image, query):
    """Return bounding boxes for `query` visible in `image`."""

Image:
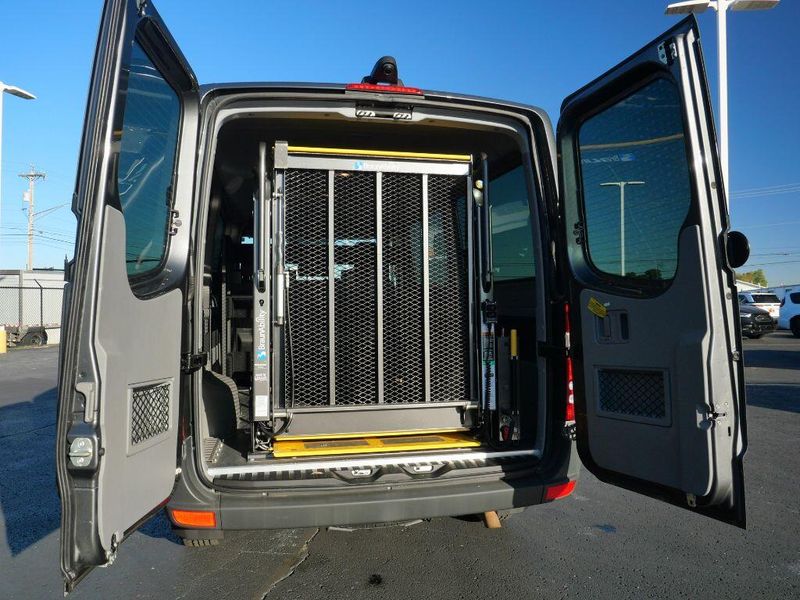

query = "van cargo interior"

[196,106,545,481]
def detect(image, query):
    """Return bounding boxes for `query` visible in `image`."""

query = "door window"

[577,78,691,282]
[117,40,181,278]
[490,166,536,281]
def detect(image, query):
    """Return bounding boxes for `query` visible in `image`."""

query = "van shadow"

[743,349,800,371]
[746,385,800,414]
[0,387,179,557]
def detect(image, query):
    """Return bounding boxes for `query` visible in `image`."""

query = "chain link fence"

[1,285,65,346]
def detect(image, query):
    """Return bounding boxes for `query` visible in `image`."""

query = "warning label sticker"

[587,297,608,319]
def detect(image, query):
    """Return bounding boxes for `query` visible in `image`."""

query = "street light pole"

[0,82,36,264]
[600,181,645,276]
[665,0,779,204]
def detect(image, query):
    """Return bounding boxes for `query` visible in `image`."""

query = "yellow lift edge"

[273,431,482,458]
[287,145,472,162]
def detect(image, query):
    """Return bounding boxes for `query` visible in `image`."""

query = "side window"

[738,294,747,304]
[490,166,536,281]
[118,40,181,278]
[790,292,800,304]
[577,78,691,282]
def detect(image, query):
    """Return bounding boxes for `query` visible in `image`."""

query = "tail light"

[345,82,423,95]
[170,509,217,528]
[544,480,576,501]
[564,303,575,424]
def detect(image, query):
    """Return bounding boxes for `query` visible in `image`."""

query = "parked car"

[778,291,800,337]
[738,291,781,322]
[55,2,752,592]
[739,304,776,339]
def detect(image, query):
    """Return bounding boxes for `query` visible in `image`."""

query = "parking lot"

[1,333,798,599]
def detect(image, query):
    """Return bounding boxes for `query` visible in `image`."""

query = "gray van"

[56,0,752,592]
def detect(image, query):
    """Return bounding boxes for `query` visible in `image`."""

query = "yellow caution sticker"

[587,297,608,319]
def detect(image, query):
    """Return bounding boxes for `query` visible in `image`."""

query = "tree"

[737,269,768,288]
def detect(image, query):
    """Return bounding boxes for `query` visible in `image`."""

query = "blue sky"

[1,0,798,285]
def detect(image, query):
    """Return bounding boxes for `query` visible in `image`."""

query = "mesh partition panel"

[333,171,379,405]
[428,175,470,402]
[130,382,170,445]
[279,163,471,412]
[598,369,666,420]
[285,169,330,407]
[382,173,425,404]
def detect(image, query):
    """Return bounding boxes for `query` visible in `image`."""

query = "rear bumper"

[216,475,546,530]
[167,437,580,532]
[741,320,776,335]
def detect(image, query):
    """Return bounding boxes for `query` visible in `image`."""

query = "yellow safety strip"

[273,432,481,458]
[287,145,472,162]
[510,329,518,359]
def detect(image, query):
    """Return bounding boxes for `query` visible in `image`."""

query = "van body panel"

[557,17,747,527]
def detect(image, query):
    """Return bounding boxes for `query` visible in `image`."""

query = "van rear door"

[55,0,198,591]
[557,17,747,526]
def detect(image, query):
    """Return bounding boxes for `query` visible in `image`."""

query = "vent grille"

[428,175,470,402]
[598,369,666,420]
[130,382,170,445]
[333,171,378,405]
[382,173,425,404]
[285,169,330,407]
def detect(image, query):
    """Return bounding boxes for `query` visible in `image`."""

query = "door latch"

[181,351,208,374]
[68,437,94,468]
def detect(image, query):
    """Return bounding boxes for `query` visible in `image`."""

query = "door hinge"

[168,209,182,236]
[572,221,585,245]
[658,40,678,65]
[181,352,207,374]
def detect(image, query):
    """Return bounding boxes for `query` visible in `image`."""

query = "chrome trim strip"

[208,448,540,477]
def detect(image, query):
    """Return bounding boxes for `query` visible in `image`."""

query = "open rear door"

[56,0,198,591]
[557,17,747,526]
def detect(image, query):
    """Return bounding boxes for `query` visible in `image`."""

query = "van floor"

[204,430,483,466]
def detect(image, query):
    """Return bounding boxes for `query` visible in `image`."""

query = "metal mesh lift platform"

[252,143,479,439]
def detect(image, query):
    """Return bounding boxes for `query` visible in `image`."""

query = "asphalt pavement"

[0,333,798,599]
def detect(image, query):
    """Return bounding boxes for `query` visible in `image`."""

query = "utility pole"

[19,165,45,270]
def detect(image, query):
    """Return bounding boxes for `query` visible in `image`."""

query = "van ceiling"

[212,114,523,215]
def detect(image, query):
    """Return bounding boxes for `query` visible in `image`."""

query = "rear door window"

[118,40,182,278]
[578,77,691,283]
[790,292,800,304]
[751,294,780,304]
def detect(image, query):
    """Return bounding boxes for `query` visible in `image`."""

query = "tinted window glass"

[751,294,779,304]
[118,40,181,277]
[790,292,800,304]
[490,167,535,281]
[578,78,691,281]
